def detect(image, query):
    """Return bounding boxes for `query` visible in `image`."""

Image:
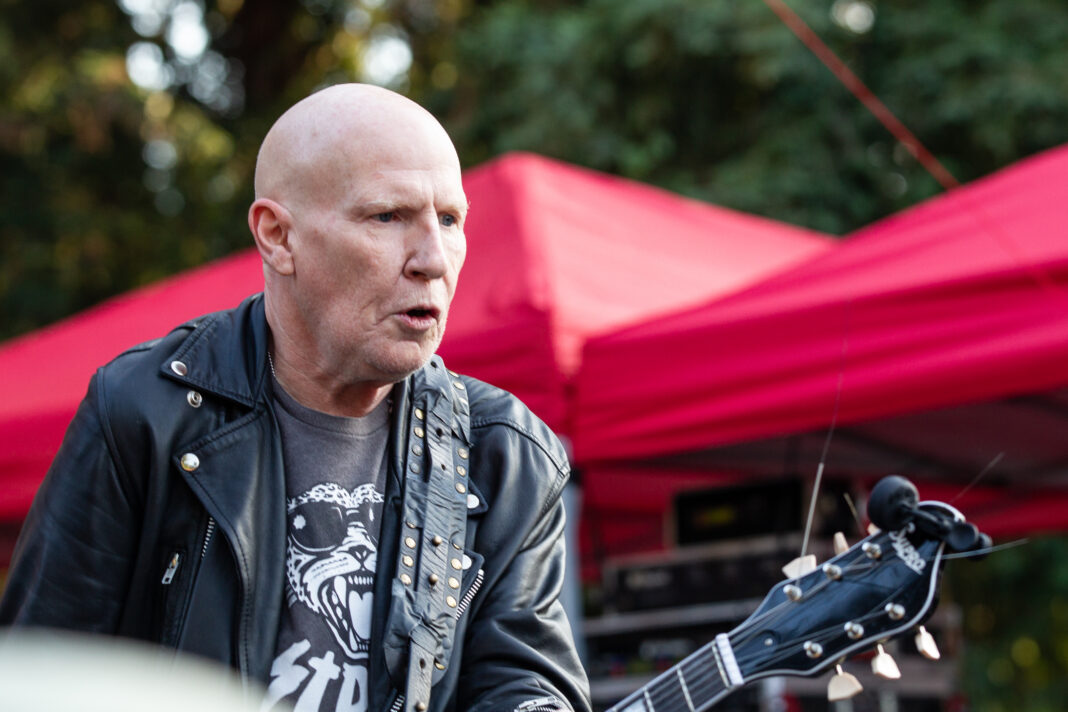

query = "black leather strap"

[389,357,472,712]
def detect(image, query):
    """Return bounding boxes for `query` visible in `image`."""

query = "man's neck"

[267,348,392,418]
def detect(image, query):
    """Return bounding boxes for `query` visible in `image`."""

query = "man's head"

[249,84,467,410]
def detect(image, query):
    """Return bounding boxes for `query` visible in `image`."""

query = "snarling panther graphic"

[285,482,383,661]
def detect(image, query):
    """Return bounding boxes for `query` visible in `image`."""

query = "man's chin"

[368,346,439,383]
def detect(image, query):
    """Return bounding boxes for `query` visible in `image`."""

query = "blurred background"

[3,1,1068,711]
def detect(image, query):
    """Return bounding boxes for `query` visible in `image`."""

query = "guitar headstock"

[602,477,989,712]
[729,482,978,686]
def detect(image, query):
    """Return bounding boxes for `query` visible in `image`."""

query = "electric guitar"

[604,476,988,711]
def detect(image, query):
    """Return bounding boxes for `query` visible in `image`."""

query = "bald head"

[254,83,460,207]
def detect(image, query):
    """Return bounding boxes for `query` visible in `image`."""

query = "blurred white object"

[0,629,286,712]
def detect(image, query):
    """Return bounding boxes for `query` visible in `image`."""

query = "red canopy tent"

[573,143,1068,553]
[0,152,831,528]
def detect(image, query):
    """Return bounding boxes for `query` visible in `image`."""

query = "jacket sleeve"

[456,469,591,712]
[0,373,141,630]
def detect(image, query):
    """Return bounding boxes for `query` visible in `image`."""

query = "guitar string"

[653,534,956,705]
[941,537,1028,560]
[636,586,903,709]
[630,545,930,705]
[732,548,941,671]
[794,300,852,590]
[730,601,878,667]
[732,604,905,673]
[728,547,893,645]
[950,451,1005,505]
[728,547,919,655]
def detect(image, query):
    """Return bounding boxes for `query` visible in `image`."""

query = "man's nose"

[405,213,449,280]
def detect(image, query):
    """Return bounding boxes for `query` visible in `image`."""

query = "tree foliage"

[948,536,1068,712]
[0,0,396,339]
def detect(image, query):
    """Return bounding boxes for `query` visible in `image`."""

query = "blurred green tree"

[948,536,1068,712]
[0,0,398,339]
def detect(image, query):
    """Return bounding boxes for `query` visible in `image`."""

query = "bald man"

[0,85,591,712]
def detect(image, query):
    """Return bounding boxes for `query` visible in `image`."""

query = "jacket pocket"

[157,546,190,646]
[157,514,217,647]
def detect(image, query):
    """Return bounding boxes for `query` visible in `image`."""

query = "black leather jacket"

[0,295,590,712]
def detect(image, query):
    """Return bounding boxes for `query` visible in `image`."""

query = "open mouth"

[398,306,440,329]
[318,571,374,658]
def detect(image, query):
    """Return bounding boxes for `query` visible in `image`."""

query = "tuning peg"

[867,523,880,536]
[915,626,941,660]
[828,664,863,701]
[833,531,849,555]
[782,554,817,579]
[871,644,901,679]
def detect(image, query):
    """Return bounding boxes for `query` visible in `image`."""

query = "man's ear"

[249,198,296,275]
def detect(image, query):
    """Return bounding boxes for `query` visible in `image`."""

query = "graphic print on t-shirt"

[262,481,384,712]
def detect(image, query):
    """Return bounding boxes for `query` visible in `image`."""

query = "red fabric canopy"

[0,152,830,522]
[573,143,1068,465]
[438,153,831,432]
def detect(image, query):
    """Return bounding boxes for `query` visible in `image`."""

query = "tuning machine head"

[828,663,863,701]
[872,644,901,679]
[915,625,941,660]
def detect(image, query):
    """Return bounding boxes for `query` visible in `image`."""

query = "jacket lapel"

[163,295,286,679]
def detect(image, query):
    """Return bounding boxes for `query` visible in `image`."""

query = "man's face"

[286,136,467,385]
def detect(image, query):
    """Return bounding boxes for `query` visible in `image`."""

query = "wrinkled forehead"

[343,164,467,207]
[310,129,466,208]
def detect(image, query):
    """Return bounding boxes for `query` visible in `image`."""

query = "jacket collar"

[159,293,272,409]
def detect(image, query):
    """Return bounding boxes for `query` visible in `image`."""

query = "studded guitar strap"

[384,356,472,712]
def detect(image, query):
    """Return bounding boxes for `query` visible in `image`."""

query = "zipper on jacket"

[385,569,484,712]
[200,516,216,560]
[456,569,484,618]
[516,706,563,712]
[161,552,181,585]
[514,699,568,712]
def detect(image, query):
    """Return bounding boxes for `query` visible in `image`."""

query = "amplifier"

[602,533,834,613]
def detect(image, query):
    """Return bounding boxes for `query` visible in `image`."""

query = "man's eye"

[440,214,457,227]
[374,212,395,223]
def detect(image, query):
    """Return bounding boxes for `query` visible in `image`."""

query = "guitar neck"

[605,636,738,712]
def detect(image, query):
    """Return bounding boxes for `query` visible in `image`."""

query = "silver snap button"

[466,493,480,509]
[186,390,202,408]
[462,554,472,570]
[170,360,188,376]
[180,453,200,472]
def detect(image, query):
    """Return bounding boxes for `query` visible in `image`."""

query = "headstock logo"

[888,530,926,575]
